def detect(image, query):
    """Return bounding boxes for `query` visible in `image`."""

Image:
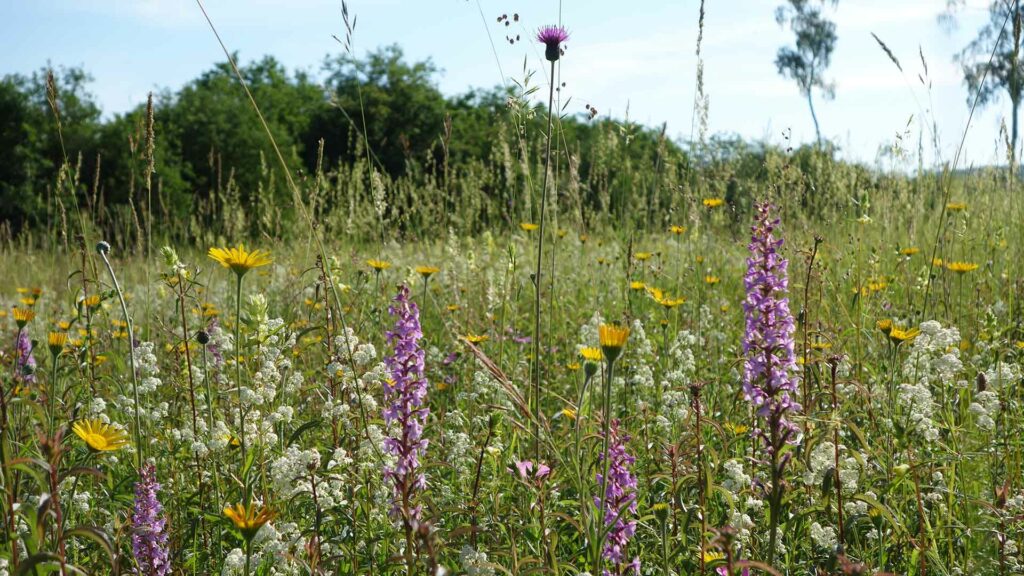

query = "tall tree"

[774,0,838,146]
[955,0,1023,168]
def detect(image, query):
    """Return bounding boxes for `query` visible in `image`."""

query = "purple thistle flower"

[383,285,430,524]
[742,202,801,453]
[15,330,36,383]
[595,420,640,576]
[131,464,170,576]
[537,25,570,61]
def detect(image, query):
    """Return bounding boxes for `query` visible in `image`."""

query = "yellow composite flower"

[72,419,130,452]
[704,275,720,285]
[519,222,539,232]
[463,334,489,344]
[223,503,276,540]
[629,281,647,291]
[634,252,652,262]
[208,244,272,277]
[366,259,392,271]
[703,550,725,563]
[599,324,630,359]
[702,198,725,208]
[654,294,686,309]
[415,266,440,278]
[669,225,686,235]
[810,341,832,351]
[47,332,68,355]
[567,362,581,371]
[945,261,979,274]
[876,319,893,335]
[889,326,920,346]
[946,202,967,212]
[932,257,943,267]
[19,298,36,307]
[899,247,920,256]
[579,234,589,244]
[446,304,461,312]
[561,407,577,420]
[579,347,603,362]
[13,307,35,328]
[725,422,749,435]
[15,287,29,295]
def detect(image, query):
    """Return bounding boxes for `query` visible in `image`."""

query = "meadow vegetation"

[1,3,1023,576]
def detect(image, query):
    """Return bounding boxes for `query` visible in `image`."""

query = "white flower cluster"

[969,390,1000,431]
[803,441,860,495]
[460,545,496,576]
[810,522,837,550]
[722,459,751,493]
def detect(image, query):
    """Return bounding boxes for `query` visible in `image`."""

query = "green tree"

[0,66,101,229]
[775,0,838,146]
[955,0,1023,168]
[313,45,447,176]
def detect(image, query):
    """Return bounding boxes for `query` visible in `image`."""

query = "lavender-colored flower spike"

[537,25,570,61]
[742,201,801,452]
[131,464,170,576]
[15,330,36,384]
[383,285,430,524]
[595,420,640,576]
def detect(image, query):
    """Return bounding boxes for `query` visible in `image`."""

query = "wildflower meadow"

[2,1,1024,575]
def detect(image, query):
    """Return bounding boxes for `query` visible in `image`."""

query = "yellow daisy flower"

[13,308,35,328]
[366,259,392,271]
[945,261,978,274]
[415,266,440,278]
[208,244,272,277]
[72,420,130,452]
[702,198,725,208]
[519,222,539,232]
[599,324,630,361]
[223,503,276,541]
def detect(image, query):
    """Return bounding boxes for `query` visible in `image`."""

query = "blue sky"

[0,0,1007,166]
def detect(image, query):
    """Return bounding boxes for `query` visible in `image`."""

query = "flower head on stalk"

[595,420,640,576]
[15,330,36,383]
[383,285,430,524]
[132,464,170,576]
[207,244,272,278]
[742,201,801,451]
[537,25,570,61]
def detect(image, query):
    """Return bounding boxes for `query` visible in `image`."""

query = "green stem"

[531,58,558,460]
[235,274,248,501]
[99,246,143,470]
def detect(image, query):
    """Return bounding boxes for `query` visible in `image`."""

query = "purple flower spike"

[383,285,430,525]
[131,464,170,576]
[15,330,36,384]
[595,420,640,576]
[537,25,570,61]
[742,202,801,453]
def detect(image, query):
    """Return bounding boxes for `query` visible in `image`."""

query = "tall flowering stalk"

[383,285,430,575]
[594,420,640,576]
[741,202,800,566]
[14,330,36,384]
[131,464,170,576]
[530,24,570,458]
